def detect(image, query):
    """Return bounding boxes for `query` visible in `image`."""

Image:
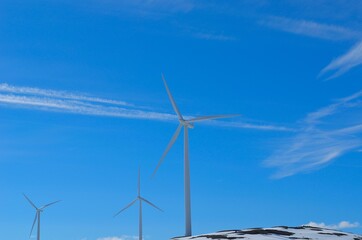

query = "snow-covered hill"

[173,226,362,240]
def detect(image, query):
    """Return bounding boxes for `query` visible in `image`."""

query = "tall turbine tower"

[23,194,61,240]
[114,167,162,240]
[153,74,238,237]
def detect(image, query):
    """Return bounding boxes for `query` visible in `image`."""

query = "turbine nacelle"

[180,119,194,129]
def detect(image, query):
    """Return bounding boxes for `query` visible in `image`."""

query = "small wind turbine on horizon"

[153,74,239,237]
[114,167,162,240]
[23,193,61,240]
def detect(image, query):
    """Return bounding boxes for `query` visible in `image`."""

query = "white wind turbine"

[153,74,238,237]
[23,194,61,240]
[114,167,162,240]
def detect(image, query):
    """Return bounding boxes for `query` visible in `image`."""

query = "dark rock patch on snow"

[173,225,362,240]
[239,228,294,236]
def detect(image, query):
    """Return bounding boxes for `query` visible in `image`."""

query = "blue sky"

[1,0,362,239]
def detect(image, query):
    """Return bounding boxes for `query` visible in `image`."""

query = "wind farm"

[1,1,362,240]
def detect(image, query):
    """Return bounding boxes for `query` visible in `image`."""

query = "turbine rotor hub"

[180,120,194,129]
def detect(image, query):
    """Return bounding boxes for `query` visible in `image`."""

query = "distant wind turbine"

[153,74,239,237]
[114,167,162,240]
[23,193,61,240]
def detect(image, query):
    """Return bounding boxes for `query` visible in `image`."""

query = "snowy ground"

[173,226,362,240]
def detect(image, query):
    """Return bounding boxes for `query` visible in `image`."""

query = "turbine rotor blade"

[140,197,163,212]
[188,114,240,123]
[152,124,182,176]
[40,200,61,210]
[162,74,183,120]
[138,166,141,197]
[114,198,138,217]
[23,193,38,210]
[29,212,38,238]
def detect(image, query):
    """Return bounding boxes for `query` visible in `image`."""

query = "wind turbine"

[153,74,238,237]
[23,193,61,240]
[114,167,162,240]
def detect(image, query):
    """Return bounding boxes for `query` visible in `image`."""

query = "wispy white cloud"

[97,236,138,240]
[0,83,132,106]
[265,90,362,178]
[306,221,360,230]
[265,130,361,178]
[85,0,195,17]
[128,0,195,13]
[192,32,236,41]
[178,24,236,41]
[319,41,362,80]
[304,90,362,124]
[260,16,362,80]
[0,93,175,121]
[205,119,293,132]
[260,16,361,41]
[0,83,288,131]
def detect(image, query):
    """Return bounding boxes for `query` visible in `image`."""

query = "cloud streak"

[84,0,195,17]
[265,90,362,178]
[97,236,138,240]
[319,41,362,80]
[0,83,288,131]
[0,83,132,106]
[260,16,362,79]
[260,16,361,41]
[192,32,236,41]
